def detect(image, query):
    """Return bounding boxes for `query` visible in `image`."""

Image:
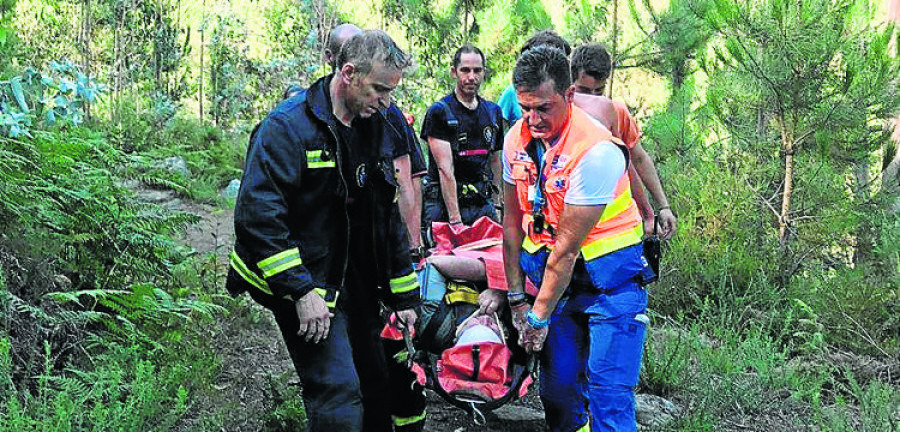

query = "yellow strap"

[444,282,480,304]
[392,411,426,427]
[573,422,590,432]
[580,224,643,261]
[390,272,419,294]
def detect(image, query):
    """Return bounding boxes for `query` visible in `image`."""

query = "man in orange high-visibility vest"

[502,46,655,432]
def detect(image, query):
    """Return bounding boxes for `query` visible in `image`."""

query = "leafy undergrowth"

[0,129,228,431]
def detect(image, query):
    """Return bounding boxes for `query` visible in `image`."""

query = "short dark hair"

[452,44,486,69]
[570,43,612,81]
[336,29,412,75]
[520,29,571,56]
[513,45,571,95]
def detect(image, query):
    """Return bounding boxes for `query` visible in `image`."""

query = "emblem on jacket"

[356,164,367,187]
[483,126,495,144]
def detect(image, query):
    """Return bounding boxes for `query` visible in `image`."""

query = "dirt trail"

[170,195,549,432]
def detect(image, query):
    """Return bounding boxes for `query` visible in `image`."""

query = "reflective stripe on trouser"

[248,289,363,432]
[540,280,648,432]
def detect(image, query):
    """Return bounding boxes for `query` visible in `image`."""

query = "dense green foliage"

[1,0,898,430]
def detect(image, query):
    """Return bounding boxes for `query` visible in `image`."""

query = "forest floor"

[166,193,550,432]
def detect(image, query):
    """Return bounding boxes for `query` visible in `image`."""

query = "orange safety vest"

[504,105,643,261]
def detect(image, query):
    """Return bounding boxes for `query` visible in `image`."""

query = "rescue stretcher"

[383,217,539,424]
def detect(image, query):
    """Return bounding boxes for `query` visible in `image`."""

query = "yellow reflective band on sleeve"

[599,186,633,223]
[580,224,643,261]
[306,150,335,169]
[230,250,273,295]
[573,422,590,432]
[257,248,303,279]
[392,411,426,427]
[390,272,419,294]
[313,287,339,309]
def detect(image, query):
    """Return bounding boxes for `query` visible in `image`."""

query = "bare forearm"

[397,180,419,248]
[633,148,669,207]
[438,168,461,222]
[629,164,653,220]
[411,177,423,246]
[503,184,525,293]
[490,152,503,207]
[532,249,578,318]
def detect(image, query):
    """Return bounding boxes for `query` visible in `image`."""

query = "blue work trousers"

[539,280,649,432]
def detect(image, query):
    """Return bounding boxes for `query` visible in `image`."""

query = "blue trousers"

[539,280,649,432]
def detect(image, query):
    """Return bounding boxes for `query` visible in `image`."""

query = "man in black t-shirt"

[328,23,428,258]
[420,44,504,230]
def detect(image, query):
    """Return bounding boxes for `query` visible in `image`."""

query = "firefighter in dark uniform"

[225,30,421,432]
[420,44,504,233]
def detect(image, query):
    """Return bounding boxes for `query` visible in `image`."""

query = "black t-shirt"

[383,104,427,176]
[420,93,504,184]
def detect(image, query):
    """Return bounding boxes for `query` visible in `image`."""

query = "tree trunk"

[608,0,618,97]
[199,0,205,124]
[80,0,92,121]
[884,118,900,213]
[776,116,795,247]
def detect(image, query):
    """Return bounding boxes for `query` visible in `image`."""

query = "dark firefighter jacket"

[226,75,420,311]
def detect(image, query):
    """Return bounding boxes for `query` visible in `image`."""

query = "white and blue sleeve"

[564,141,626,205]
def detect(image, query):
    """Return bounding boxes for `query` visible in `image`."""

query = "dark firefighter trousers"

[248,261,424,432]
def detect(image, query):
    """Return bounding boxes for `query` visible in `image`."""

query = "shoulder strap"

[435,99,460,153]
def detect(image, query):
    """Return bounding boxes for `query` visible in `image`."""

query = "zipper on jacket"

[327,124,352,290]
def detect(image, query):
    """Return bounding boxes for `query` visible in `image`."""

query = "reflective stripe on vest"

[306,150,335,169]
[390,272,419,294]
[230,249,337,307]
[505,106,642,261]
[257,248,303,278]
